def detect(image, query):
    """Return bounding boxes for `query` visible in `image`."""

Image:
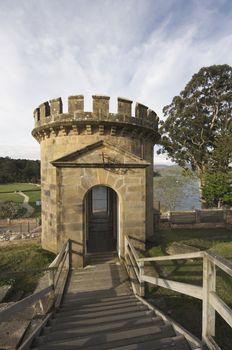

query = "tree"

[0,157,40,183]
[0,201,26,219]
[202,171,232,208]
[158,64,232,206]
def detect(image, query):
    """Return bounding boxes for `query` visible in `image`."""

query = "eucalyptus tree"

[158,64,232,206]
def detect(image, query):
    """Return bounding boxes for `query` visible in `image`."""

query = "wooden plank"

[202,256,216,341]
[137,251,204,262]
[204,336,221,350]
[141,275,203,300]
[126,251,140,283]
[135,294,204,349]
[17,313,53,350]
[54,249,69,288]
[206,252,232,278]
[55,267,70,308]
[209,292,232,328]
[0,285,53,322]
[49,241,68,268]
[125,235,140,260]
[138,262,144,297]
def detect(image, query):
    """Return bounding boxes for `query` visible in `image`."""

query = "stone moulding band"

[50,162,150,168]
[32,120,160,143]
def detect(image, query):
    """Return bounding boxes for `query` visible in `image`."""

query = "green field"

[0,243,55,298]
[0,183,41,217]
[26,190,41,202]
[0,193,24,203]
[146,228,232,349]
[0,183,40,193]
[27,190,41,217]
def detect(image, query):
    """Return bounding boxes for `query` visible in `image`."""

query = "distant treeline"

[0,157,40,183]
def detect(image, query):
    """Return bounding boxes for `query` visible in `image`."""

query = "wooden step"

[63,289,131,302]
[55,304,148,319]
[41,316,164,341]
[62,294,135,307]
[28,256,192,350]
[49,309,154,327]
[58,299,141,314]
[96,335,191,350]
[33,324,175,349]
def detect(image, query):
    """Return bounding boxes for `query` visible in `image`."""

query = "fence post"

[202,254,216,343]
[124,237,128,271]
[138,261,145,297]
[65,241,70,269]
[49,268,55,287]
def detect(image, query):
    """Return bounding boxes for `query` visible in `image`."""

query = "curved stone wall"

[33,94,160,267]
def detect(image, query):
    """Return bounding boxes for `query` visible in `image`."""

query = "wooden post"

[49,268,55,287]
[138,261,145,297]
[65,241,70,269]
[202,255,216,343]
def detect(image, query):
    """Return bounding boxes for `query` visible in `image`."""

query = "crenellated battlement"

[33,95,159,130]
[32,94,160,145]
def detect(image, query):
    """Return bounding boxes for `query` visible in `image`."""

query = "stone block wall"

[33,94,160,267]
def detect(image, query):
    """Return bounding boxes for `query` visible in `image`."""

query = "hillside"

[0,157,40,183]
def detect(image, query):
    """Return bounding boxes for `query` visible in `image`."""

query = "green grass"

[0,193,24,203]
[27,190,41,202]
[0,243,55,298]
[27,190,41,217]
[146,228,232,349]
[0,183,40,193]
[0,184,41,218]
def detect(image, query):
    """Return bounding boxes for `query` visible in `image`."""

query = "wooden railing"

[0,240,70,349]
[125,235,232,350]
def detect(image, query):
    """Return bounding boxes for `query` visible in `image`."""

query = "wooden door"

[87,186,117,253]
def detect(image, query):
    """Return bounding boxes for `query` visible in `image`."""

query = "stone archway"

[84,185,118,253]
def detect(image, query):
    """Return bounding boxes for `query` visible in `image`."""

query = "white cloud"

[0,0,231,162]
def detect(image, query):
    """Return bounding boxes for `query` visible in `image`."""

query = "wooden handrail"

[141,275,203,300]
[209,292,232,328]
[0,286,53,322]
[137,251,204,262]
[125,235,140,261]
[206,251,232,278]
[124,235,232,350]
[49,241,68,268]
[0,240,70,323]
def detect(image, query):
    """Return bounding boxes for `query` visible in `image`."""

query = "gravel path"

[18,192,34,217]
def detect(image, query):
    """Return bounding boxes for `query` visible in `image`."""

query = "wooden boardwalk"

[29,252,191,349]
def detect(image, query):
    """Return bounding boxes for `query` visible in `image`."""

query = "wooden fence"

[125,235,232,350]
[0,240,70,350]
[0,218,40,226]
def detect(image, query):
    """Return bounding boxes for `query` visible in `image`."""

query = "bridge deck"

[30,252,191,350]
[64,252,132,301]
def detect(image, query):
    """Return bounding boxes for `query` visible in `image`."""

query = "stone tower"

[32,95,160,267]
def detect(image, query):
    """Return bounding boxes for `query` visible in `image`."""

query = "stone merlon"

[32,94,160,135]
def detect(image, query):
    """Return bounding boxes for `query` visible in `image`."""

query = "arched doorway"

[85,186,117,253]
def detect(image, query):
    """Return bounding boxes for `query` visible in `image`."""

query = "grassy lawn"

[0,243,55,299]
[145,228,232,349]
[27,190,41,202]
[0,193,24,203]
[0,183,40,193]
[0,184,41,218]
[27,190,41,217]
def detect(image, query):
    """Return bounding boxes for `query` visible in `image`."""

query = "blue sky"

[0,0,231,163]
